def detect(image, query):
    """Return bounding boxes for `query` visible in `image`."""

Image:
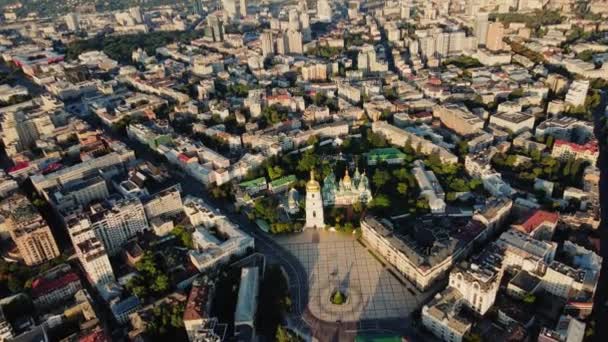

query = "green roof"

[367,147,407,160]
[269,174,296,188]
[239,177,267,189]
[255,219,270,232]
[355,334,403,342]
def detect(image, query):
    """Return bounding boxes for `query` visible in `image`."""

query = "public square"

[275,230,423,323]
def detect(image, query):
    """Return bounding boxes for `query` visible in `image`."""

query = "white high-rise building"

[305,171,324,229]
[68,217,115,289]
[223,0,239,19]
[130,7,144,24]
[65,13,79,31]
[474,12,489,47]
[289,9,300,30]
[276,34,286,55]
[260,31,274,57]
[72,198,149,256]
[317,0,332,22]
[286,29,303,54]
[240,0,247,16]
[300,11,311,41]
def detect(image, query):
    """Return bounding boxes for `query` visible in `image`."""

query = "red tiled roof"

[79,329,109,342]
[178,153,191,163]
[31,272,80,298]
[554,139,598,154]
[8,161,29,173]
[183,283,211,321]
[520,210,559,233]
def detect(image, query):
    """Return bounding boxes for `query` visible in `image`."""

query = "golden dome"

[306,170,320,192]
[343,169,351,185]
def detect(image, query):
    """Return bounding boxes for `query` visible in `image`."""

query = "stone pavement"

[276,230,421,323]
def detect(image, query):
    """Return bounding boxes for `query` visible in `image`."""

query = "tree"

[397,182,409,196]
[267,165,284,180]
[370,194,391,208]
[170,226,193,248]
[276,326,302,342]
[366,129,388,148]
[296,151,319,172]
[372,170,390,191]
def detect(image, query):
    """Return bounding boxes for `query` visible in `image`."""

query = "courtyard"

[274,230,424,323]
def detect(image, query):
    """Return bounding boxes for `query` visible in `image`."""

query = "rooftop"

[183,280,213,322]
[554,139,598,154]
[425,287,472,335]
[518,210,559,234]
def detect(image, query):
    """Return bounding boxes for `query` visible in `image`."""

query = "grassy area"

[66,30,204,64]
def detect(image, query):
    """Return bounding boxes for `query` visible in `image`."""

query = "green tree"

[370,194,391,208]
[170,226,193,248]
[276,325,302,342]
[267,165,284,180]
[372,170,390,191]
[296,151,319,172]
[397,182,409,196]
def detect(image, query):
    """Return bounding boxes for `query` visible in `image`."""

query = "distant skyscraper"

[474,12,489,47]
[317,0,332,22]
[400,3,410,19]
[65,13,79,31]
[130,6,144,24]
[240,0,247,16]
[207,14,224,42]
[286,29,303,54]
[223,0,238,19]
[449,31,465,53]
[348,1,359,19]
[276,34,286,55]
[260,30,274,57]
[193,0,204,15]
[486,21,504,51]
[300,11,311,41]
[288,9,300,31]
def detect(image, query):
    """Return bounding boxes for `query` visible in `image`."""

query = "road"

[591,90,608,342]
[72,108,313,337]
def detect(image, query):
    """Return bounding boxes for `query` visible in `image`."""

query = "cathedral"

[321,168,373,207]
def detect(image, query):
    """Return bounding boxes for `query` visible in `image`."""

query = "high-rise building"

[486,21,504,51]
[358,44,381,72]
[286,29,303,54]
[474,12,489,47]
[449,31,465,53]
[305,171,324,229]
[317,0,332,22]
[130,7,144,24]
[6,194,60,266]
[223,0,238,19]
[288,9,300,30]
[193,0,204,15]
[65,13,79,31]
[260,30,274,57]
[348,1,359,19]
[300,11,311,41]
[72,198,149,256]
[67,217,115,289]
[207,14,224,42]
[276,34,286,55]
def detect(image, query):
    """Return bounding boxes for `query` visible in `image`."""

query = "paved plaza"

[275,230,422,323]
